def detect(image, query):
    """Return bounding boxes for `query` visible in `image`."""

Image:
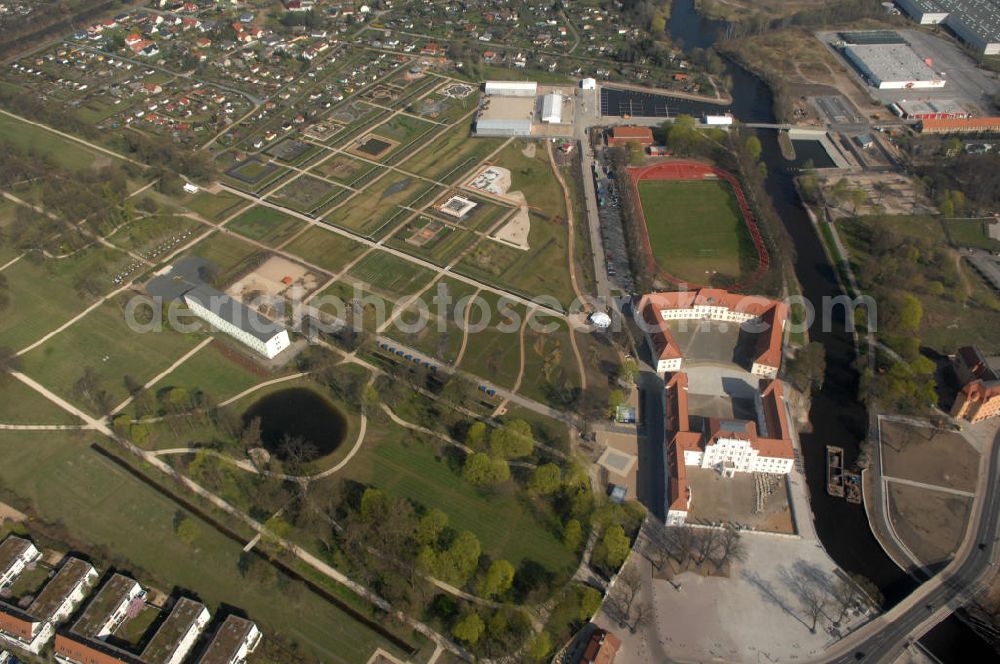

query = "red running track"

[626,160,770,291]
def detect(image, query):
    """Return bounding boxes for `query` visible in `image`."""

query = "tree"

[489,419,535,459]
[527,630,552,661]
[465,421,487,449]
[563,519,583,550]
[452,612,485,645]
[897,293,923,333]
[578,586,602,620]
[745,135,762,161]
[596,524,630,570]
[175,516,199,544]
[529,463,562,494]
[784,342,826,392]
[479,559,515,598]
[463,453,511,486]
[416,508,449,546]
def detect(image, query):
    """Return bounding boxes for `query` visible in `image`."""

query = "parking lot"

[817,30,1000,114]
[594,149,635,292]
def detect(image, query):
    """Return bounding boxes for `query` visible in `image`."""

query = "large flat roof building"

[541,92,562,123]
[892,98,971,118]
[141,598,210,664]
[196,616,261,664]
[0,537,40,590]
[919,116,1000,132]
[843,42,945,89]
[483,80,537,97]
[0,557,98,655]
[475,94,534,137]
[896,0,1000,54]
[183,285,291,360]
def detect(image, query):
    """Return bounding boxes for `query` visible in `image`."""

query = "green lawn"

[189,232,264,287]
[0,112,109,171]
[325,173,442,236]
[454,143,577,306]
[154,340,280,404]
[314,154,382,186]
[517,317,583,405]
[638,179,755,284]
[282,226,367,273]
[182,190,247,222]
[943,219,1000,252]
[20,300,203,415]
[401,121,504,184]
[453,292,527,389]
[0,430,406,664]
[0,377,81,425]
[226,206,307,246]
[335,421,576,573]
[346,251,436,299]
[0,247,121,350]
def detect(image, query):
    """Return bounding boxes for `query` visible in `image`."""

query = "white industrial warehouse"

[474,81,575,137]
[843,42,946,89]
[896,0,1000,55]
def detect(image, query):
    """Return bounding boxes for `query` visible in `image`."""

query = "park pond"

[242,387,348,462]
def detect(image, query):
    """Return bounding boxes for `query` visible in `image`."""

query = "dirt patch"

[888,481,972,566]
[521,142,536,159]
[347,133,400,160]
[491,193,530,250]
[0,500,26,523]
[880,420,979,492]
[228,255,316,299]
[468,166,531,250]
[684,466,795,534]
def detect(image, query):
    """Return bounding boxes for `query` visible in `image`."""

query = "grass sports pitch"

[637,179,754,285]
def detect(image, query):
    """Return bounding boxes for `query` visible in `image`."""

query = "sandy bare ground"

[0,500,26,523]
[228,255,315,299]
[491,192,531,250]
[467,166,532,250]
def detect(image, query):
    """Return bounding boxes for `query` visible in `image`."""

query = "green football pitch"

[637,179,754,284]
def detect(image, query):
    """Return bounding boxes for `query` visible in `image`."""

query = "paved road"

[827,426,1000,663]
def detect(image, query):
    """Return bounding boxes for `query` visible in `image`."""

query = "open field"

[879,420,979,493]
[226,206,307,245]
[0,376,81,424]
[638,179,751,284]
[189,231,265,287]
[0,429,405,664]
[334,420,577,573]
[387,217,479,267]
[888,482,972,567]
[452,293,527,389]
[943,219,1000,252]
[0,247,121,350]
[346,251,437,299]
[313,153,382,186]
[181,190,247,222]
[401,122,505,184]
[19,299,202,414]
[106,215,201,256]
[154,340,279,404]
[0,112,109,171]
[282,225,367,272]
[517,316,584,404]
[454,143,576,305]
[325,172,442,237]
[269,175,349,215]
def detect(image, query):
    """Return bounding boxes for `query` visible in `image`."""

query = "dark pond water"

[664,0,995,659]
[789,139,837,168]
[242,387,347,461]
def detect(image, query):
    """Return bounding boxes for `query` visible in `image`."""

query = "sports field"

[637,179,753,285]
